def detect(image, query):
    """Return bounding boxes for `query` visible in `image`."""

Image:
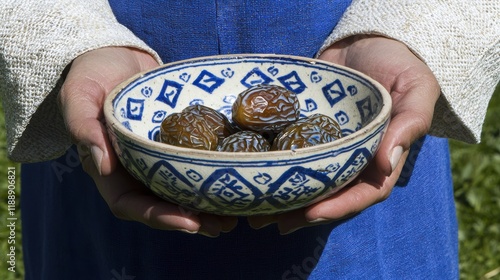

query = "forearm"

[0,0,161,162]
[320,0,500,143]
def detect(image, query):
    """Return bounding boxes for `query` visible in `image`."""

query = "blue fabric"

[21,1,459,279]
[109,0,351,61]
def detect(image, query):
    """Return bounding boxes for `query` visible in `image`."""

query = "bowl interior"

[110,55,384,144]
[105,54,390,215]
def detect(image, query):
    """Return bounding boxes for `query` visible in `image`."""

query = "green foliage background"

[0,86,498,279]
[0,101,23,280]
[450,84,500,279]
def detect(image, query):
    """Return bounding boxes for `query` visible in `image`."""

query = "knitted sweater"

[0,0,498,162]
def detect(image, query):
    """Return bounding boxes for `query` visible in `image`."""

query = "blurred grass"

[451,83,500,280]
[0,86,498,280]
[0,100,23,280]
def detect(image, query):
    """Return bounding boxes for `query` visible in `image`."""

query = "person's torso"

[108,0,352,62]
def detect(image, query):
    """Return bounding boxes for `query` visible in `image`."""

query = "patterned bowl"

[104,54,391,216]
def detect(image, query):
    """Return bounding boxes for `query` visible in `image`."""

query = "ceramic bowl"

[104,54,391,216]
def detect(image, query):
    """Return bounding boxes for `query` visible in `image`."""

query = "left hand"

[248,35,441,234]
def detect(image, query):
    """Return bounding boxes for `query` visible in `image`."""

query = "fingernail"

[390,146,403,173]
[178,229,198,235]
[250,222,273,230]
[307,217,327,223]
[198,230,219,238]
[90,146,103,176]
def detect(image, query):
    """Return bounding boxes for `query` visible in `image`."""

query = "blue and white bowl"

[104,54,392,216]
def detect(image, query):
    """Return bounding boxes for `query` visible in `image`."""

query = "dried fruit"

[217,131,271,152]
[304,113,342,139]
[272,114,342,151]
[232,85,300,133]
[182,105,236,141]
[160,111,218,150]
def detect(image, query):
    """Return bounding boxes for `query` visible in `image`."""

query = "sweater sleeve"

[0,0,162,162]
[319,0,500,143]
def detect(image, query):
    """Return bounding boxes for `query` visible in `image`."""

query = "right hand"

[59,47,238,237]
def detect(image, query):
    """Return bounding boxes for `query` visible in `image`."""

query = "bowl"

[104,54,391,216]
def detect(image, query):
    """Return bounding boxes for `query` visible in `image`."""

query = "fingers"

[60,48,239,236]
[256,149,409,235]
[375,66,440,176]
[247,37,442,235]
[61,79,116,175]
[303,150,408,223]
[198,213,239,237]
[77,146,199,231]
[59,47,159,175]
[79,147,238,236]
[320,36,440,176]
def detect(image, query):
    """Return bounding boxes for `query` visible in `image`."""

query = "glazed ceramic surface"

[104,54,391,216]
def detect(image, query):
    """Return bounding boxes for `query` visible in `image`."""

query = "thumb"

[59,47,159,176]
[60,76,117,176]
[374,67,440,176]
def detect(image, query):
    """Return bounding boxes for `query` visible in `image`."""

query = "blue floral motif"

[266,166,330,207]
[126,98,145,120]
[347,85,358,96]
[179,72,191,82]
[152,110,167,123]
[325,163,341,173]
[121,121,132,131]
[267,66,279,76]
[200,168,264,210]
[322,79,346,107]
[186,169,203,182]
[223,95,237,104]
[156,79,183,108]
[220,67,234,78]
[310,71,322,83]
[217,105,233,120]
[147,160,198,203]
[120,147,147,182]
[141,86,153,98]
[330,147,373,185]
[240,67,273,87]
[278,70,307,94]
[135,158,148,171]
[189,99,205,106]
[192,69,225,94]
[253,173,272,185]
[301,98,318,113]
[148,126,160,141]
[356,96,373,123]
[334,110,349,125]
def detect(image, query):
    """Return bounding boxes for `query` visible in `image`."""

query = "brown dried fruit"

[232,85,300,133]
[304,113,342,139]
[182,105,236,141]
[217,131,271,152]
[271,114,342,151]
[160,111,218,150]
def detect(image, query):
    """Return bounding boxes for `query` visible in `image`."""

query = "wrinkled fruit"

[217,131,271,152]
[232,84,300,133]
[160,111,218,150]
[182,104,236,141]
[272,114,342,151]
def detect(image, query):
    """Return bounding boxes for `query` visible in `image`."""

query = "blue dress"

[21,1,459,279]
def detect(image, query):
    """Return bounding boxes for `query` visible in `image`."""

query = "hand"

[248,36,440,234]
[59,47,238,237]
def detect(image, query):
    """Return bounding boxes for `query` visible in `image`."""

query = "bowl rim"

[104,53,392,159]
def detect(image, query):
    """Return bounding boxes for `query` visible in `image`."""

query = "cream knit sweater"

[1,0,499,162]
